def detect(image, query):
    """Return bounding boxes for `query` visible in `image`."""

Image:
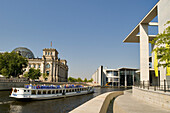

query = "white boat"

[9,84,94,100]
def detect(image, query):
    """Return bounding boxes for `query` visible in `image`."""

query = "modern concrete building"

[123,0,170,86]
[92,66,138,86]
[13,47,68,82]
[91,66,106,86]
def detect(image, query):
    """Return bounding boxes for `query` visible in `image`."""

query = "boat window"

[24,90,26,92]
[28,90,30,92]
[60,90,62,93]
[32,90,36,95]
[56,90,58,94]
[43,90,46,94]
[38,90,41,95]
[48,90,51,94]
[52,90,55,94]
[66,90,68,93]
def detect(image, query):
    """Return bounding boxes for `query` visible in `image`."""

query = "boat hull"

[10,88,94,101]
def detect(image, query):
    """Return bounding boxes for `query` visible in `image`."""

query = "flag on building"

[166,44,170,76]
[154,48,158,77]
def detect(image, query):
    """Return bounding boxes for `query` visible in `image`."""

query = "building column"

[50,62,53,82]
[43,62,45,74]
[133,71,135,85]
[125,69,127,87]
[118,71,120,87]
[55,63,59,82]
[140,23,150,85]
[53,61,56,82]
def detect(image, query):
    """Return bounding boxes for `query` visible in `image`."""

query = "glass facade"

[119,69,136,86]
[13,47,34,59]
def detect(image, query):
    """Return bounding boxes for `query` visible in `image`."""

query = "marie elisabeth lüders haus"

[123,0,170,86]
[13,47,68,82]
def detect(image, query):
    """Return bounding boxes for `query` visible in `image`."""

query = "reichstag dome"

[13,47,34,59]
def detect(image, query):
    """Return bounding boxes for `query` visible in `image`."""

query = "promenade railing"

[134,80,170,92]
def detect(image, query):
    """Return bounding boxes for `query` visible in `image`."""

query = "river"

[0,87,126,113]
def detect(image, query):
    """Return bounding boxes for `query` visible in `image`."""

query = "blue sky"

[0,0,159,79]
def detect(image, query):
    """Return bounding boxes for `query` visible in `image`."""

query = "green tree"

[77,77,83,82]
[0,52,28,77]
[24,68,41,80]
[43,73,49,80]
[88,78,93,82]
[84,78,87,82]
[68,77,77,82]
[150,21,170,67]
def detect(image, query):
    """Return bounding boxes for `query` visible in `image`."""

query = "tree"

[88,78,93,82]
[0,52,28,77]
[77,77,83,82]
[24,68,41,80]
[150,21,170,67]
[68,77,78,82]
[43,73,49,80]
[84,78,87,82]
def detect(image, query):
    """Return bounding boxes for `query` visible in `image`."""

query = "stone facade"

[25,48,68,82]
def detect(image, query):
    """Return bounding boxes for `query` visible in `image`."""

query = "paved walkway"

[114,91,170,113]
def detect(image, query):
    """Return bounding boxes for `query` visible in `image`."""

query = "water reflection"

[10,105,22,113]
[0,87,126,113]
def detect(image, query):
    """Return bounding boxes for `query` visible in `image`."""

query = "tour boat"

[9,84,94,100]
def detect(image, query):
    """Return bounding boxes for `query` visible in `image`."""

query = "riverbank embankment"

[69,91,123,113]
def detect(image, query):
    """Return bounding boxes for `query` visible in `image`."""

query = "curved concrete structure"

[69,91,123,113]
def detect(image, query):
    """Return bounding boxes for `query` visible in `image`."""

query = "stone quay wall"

[0,82,29,90]
[69,91,123,113]
[133,87,170,110]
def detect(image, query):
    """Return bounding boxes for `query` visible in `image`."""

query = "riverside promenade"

[70,89,170,113]
[114,90,170,113]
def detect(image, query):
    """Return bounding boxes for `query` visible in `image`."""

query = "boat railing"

[24,84,85,89]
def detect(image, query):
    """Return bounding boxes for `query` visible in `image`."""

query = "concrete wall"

[69,91,123,113]
[133,87,170,110]
[0,82,28,90]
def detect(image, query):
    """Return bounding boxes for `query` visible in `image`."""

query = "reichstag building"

[13,47,68,82]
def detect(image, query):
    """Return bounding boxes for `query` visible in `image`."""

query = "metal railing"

[134,80,170,92]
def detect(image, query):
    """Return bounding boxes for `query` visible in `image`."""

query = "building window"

[48,52,50,55]
[38,64,40,68]
[29,64,31,68]
[46,71,49,75]
[114,71,118,76]
[114,78,118,81]
[34,64,36,68]
[45,52,47,55]
[51,52,52,55]
[46,64,50,68]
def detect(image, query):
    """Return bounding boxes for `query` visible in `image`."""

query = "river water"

[0,87,126,113]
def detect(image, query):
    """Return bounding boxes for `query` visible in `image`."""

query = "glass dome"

[13,47,35,59]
